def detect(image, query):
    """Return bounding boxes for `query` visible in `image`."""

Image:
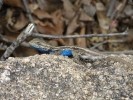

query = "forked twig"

[0,23,34,61]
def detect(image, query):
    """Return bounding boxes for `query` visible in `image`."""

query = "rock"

[0,54,133,99]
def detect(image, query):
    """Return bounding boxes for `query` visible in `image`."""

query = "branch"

[22,0,38,32]
[32,31,127,39]
[107,0,116,17]
[103,50,133,55]
[0,23,34,61]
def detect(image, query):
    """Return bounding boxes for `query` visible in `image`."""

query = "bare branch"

[1,23,34,61]
[107,0,116,17]
[22,0,38,32]
[32,31,127,39]
[103,50,133,55]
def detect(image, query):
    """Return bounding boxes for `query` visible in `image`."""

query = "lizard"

[29,38,104,57]
[29,38,133,69]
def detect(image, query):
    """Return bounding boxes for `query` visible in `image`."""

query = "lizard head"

[29,38,51,48]
[29,38,54,54]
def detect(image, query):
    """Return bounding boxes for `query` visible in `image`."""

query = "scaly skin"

[29,38,103,56]
[29,38,133,69]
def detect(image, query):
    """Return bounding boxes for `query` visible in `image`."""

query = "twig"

[0,43,8,50]
[0,34,9,42]
[107,0,116,17]
[90,39,126,50]
[0,23,34,61]
[0,33,30,48]
[32,31,127,39]
[103,50,133,55]
[37,0,45,10]
[22,0,38,32]
[111,0,127,19]
[0,0,3,9]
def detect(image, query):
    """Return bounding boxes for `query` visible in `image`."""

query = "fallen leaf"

[83,4,96,17]
[96,2,110,33]
[33,9,51,19]
[36,10,64,35]
[4,0,23,8]
[62,0,75,19]
[6,8,28,32]
[66,14,79,34]
[76,26,87,47]
[79,10,94,21]
[29,3,38,13]
[81,0,92,6]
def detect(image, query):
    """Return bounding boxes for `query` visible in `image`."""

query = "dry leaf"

[36,10,64,35]
[81,0,92,6]
[4,0,23,8]
[6,8,28,32]
[66,14,79,34]
[83,4,96,17]
[96,2,110,33]
[62,0,75,19]
[79,10,93,21]
[29,3,39,13]
[124,5,133,16]
[33,9,51,19]
[76,26,86,47]
[40,0,62,12]
[13,12,28,31]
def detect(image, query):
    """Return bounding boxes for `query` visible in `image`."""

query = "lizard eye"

[37,42,41,44]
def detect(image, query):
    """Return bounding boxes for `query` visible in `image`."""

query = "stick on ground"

[0,23,34,61]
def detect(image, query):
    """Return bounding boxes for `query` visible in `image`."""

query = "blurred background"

[0,0,133,57]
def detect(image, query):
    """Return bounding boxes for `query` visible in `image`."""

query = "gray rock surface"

[0,54,133,100]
